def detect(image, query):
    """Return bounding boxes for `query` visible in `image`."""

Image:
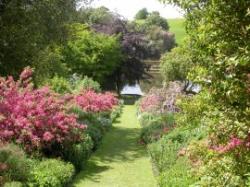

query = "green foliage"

[33,45,69,86]
[131,11,175,59]
[71,75,101,93]
[196,156,247,187]
[148,127,200,186]
[77,6,113,25]
[62,134,94,171]
[29,159,74,187]
[70,107,113,149]
[138,113,162,127]
[4,181,23,187]
[160,0,250,185]
[0,0,77,78]
[46,76,72,94]
[63,23,122,83]
[145,11,169,31]
[147,26,176,58]
[158,157,195,187]
[135,8,149,20]
[110,101,123,122]
[139,113,175,144]
[0,144,33,184]
[160,46,192,84]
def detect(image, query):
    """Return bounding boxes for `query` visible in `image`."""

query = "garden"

[0,0,249,187]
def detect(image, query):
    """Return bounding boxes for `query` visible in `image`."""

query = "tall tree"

[0,0,78,78]
[135,8,149,20]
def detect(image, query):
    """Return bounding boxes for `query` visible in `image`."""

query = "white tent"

[120,83,144,96]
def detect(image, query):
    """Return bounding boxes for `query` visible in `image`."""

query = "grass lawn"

[168,18,186,45]
[71,105,156,187]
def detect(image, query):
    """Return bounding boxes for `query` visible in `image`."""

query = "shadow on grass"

[95,126,146,162]
[71,125,147,186]
[71,160,111,184]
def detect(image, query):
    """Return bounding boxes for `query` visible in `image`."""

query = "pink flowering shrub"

[75,90,118,113]
[212,134,250,154]
[139,94,163,113]
[139,82,183,114]
[0,67,86,152]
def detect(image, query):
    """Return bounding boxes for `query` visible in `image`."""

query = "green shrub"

[148,126,203,186]
[138,112,162,127]
[158,157,195,187]
[4,181,23,187]
[86,122,104,150]
[29,159,74,187]
[72,75,101,93]
[0,144,33,184]
[149,137,182,173]
[62,134,94,171]
[196,156,247,187]
[139,113,175,144]
[45,76,71,94]
[71,107,113,149]
[140,122,165,144]
[110,101,123,122]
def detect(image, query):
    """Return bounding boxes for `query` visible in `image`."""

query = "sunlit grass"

[168,18,186,45]
[71,105,156,187]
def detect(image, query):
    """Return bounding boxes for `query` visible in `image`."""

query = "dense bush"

[138,82,183,114]
[63,23,122,83]
[0,144,33,185]
[160,46,193,87]
[3,181,23,187]
[75,90,118,113]
[29,159,74,187]
[148,127,202,186]
[0,67,86,153]
[62,134,93,171]
[161,0,250,185]
[71,75,101,93]
[158,157,195,187]
[139,113,175,144]
[110,101,123,122]
[45,76,72,94]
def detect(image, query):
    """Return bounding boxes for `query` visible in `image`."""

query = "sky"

[84,0,184,20]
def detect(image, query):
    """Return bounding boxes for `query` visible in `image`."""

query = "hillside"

[168,18,186,45]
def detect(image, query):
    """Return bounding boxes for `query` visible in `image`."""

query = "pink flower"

[212,136,244,153]
[0,67,86,152]
[43,132,54,142]
[75,90,118,113]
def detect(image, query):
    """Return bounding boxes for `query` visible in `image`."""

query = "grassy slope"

[71,105,156,187]
[168,18,186,45]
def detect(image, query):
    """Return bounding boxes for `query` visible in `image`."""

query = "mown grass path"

[71,105,156,187]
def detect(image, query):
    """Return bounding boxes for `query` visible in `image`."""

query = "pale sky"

[85,0,184,20]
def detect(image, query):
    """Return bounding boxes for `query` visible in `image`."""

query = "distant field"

[168,18,186,45]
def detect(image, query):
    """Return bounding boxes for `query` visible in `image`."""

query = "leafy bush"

[160,46,192,85]
[139,113,175,144]
[0,67,86,153]
[164,0,250,185]
[62,134,94,171]
[29,159,74,187]
[0,144,33,185]
[71,75,101,93]
[110,101,123,122]
[70,107,113,149]
[63,23,122,83]
[158,157,195,187]
[138,113,162,127]
[45,76,71,94]
[4,181,23,187]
